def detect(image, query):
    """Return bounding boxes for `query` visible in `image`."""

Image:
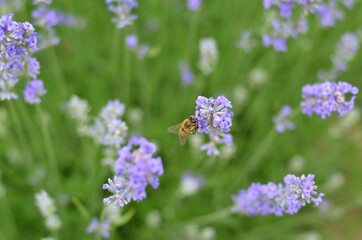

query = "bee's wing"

[167,123,182,134]
[179,135,187,146]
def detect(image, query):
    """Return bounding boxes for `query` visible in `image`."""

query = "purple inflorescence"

[195,96,233,156]
[89,100,128,148]
[32,0,83,49]
[86,218,111,239]
[0,13,46,103]
[301,81,358,119]
[272,105,295,133]
[319,33,359,82]
[262,0,354,52]
[23,79,47,104]
[106,0,138,29]
[103,136,163,208]
[178,60,194,86]
[187,0,202,11]
[232,174,324,216]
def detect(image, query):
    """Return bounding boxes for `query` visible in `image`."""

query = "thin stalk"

[123,29,130,105]
[35,105,60,186]
[179,207,231,226]
[49,47,68,98]
[111,29,121,97]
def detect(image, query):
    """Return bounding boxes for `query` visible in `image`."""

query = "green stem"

[123,29,130,105]
[71,197,91,220]
[35,105,60,186]
[49,47,68,98]
[180,207,231,226]
[111,29,121,97]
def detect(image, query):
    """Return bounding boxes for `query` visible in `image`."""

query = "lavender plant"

[105,0,138,29]
[195,95,233,156]
[0,13,45,103]
[232,174,324,216]
[32,0,83,49]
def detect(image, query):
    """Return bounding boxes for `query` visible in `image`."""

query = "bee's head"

[189,115,198,124]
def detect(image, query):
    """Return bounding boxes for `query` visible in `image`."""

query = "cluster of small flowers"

[195,96,233,156]
[232,174,324,216]
[178,60,195,86]
[87,218,111,239]
[35,190,62,231]
[125,34,149,59]
[103,136,163,208]
[301,81,358,118]
[179,172,204,197]
[272,105,295,133]
[63,95,91,136]
[262,0,355,52]
[235,31,257,53]
[64,96,128,167]
[318,33,359,81]
[106,0,138,29]
[32,0,84,49]
[88,100,128,149]
[0,13,47,103]
[187,0,203,11]
[198,38,218,76]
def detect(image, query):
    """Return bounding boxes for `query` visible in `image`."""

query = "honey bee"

[167,115,199,145]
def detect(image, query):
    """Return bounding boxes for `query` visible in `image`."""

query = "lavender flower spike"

[103,136,163,208]
[232,174,324,216]
[195,95,233,135]
[272,105,295,133]
[106,0,138,29]
[187,0,202,11]
[301,81,358,119]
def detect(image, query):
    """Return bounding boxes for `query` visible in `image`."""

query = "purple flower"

[187,0,202,11]
[103,136,163,207]
[32,1,82,49]
[301,81,358,119]
[332,33,359,72]
[179,172,204,197]
[125,34,138,49]
[200,133,233,156]
[86,218,111,239]
[232,174,324,216]
[89,100,128,148]
[272,105,295,133]
[178,60,194,85]
[23,80,46,104]
[0,13,44,102]
[279,3,293,19]
[106,0,138,29]
[195,95,233,135]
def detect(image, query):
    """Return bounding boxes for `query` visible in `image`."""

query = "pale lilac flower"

[301,81,358,118]
[103,136,163,208]
[35,190,62,231]
[235,31,257,52]
[100,100,125,120]
[179,60,194,85]
[318,33,359,82]
[125,34,138,49]
[195,96,233,156]
[232,174,324,216]
[32,1,83,49]
[272,105,295,133]
[179,172,204,197]
[198,38,218,75]
[23,79,46,104]
[106,0,138,29]
[200,133,232,156]
[86,218,111,239]
[187,0,202,11]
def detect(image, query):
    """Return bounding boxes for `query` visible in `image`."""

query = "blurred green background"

[1,0,362,239]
